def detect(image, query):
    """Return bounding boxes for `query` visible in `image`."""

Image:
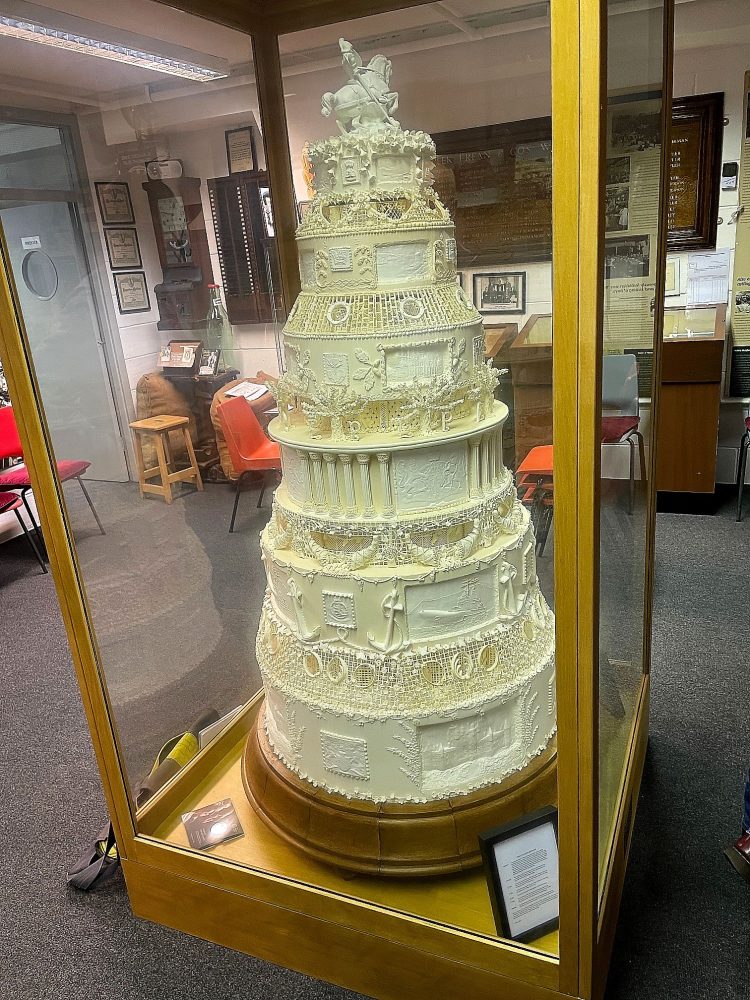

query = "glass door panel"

[598,0,668,891]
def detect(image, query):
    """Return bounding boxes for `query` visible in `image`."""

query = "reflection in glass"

[598,0,666,888]
[1,0,562,953]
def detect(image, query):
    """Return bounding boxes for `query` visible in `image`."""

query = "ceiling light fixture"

[0,2,229,81]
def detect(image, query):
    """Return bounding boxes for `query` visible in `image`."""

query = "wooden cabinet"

[142,177,214,331]
[208,172,283,325]
[509,314,553,465]
[656,304,726,492]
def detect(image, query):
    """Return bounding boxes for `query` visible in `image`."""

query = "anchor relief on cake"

[244,38,556,872]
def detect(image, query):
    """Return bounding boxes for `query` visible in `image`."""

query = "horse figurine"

[321,38,400,133]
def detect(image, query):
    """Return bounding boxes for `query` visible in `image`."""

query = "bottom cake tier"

[243,708,558,876]
[259,640,556,804]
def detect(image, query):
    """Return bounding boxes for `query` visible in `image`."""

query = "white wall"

[671,41,746,300]
[78,109,281,412]
[78,113,167,407]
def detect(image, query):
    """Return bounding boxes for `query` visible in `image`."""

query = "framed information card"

[479,806,559,943]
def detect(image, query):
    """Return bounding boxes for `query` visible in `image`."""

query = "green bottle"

[205,284,235,372]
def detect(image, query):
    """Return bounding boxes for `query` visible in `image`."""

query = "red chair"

[217,396,282,532]
[0,406,105,546]
[0,491,47,573]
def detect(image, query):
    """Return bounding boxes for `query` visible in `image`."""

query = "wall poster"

[603,94,663,352]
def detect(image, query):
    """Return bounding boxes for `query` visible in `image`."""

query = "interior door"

[1,198,128,482]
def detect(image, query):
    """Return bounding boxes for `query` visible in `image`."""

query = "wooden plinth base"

[242,705,557,878]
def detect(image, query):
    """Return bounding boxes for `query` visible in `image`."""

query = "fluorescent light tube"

[0,2,229,81]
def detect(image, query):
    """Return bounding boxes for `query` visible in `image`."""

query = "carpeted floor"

[1,496,748,999]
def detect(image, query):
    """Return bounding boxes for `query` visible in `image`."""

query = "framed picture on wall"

[225,126,257,174]
[473,271,526,315]
[114,271,150,314]
[95,182,134,225]
[668,93,723,252]
[104,228,142,270]
[259,187,275,237]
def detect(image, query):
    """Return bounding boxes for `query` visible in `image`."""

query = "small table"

[130,415,204,504]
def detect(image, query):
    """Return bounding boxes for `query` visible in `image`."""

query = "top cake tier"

[305,127,436,198]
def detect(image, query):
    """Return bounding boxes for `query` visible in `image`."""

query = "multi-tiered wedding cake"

[245,40,556,872]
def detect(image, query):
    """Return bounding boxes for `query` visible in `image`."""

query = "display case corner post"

[251,29,301,311]
[643,0,676,674]
[0,226,137,859]
[550,0,609,993]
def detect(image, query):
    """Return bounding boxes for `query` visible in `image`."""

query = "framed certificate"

[479,806,559,942]
[104,228,141,270]
[114,271,150,314]
[95,181,135,225]
[226,126,257,174]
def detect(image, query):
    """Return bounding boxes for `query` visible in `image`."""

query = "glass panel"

[243,2,559,953]
[1,0,562,959]
[598,0,667,890]
[0,122,75,190]
[0,1,280,790]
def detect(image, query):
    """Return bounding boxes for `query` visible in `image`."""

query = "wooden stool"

[129,415,203,504]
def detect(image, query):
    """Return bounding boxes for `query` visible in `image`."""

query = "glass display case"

[0,0,673,997]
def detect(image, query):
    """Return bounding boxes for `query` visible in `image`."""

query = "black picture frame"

[479,806,559,943]
[104,228,142,270]
[225,126,257,174]
[95,181,134,225]
[473,271,526,315]
[113,271,150,315]
[198,347,221,377]
[668,92,724,252]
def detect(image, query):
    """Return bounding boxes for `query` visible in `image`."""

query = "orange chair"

[217,396,282,532]
[516,445,554,555]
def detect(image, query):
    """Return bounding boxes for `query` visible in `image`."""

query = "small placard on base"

[479,805,559,943]
[182,798,244,850]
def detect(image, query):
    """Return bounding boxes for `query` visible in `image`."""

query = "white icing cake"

[257,39,556,804]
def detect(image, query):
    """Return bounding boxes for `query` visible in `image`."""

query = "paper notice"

[494,822,559,939]
[686,249,730,307]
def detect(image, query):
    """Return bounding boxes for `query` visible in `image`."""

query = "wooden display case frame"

[0,2,674,1000]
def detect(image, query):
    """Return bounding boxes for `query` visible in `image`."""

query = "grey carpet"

[1,495,748,998]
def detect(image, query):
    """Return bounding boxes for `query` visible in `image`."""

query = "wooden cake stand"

[242,704,557,877]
